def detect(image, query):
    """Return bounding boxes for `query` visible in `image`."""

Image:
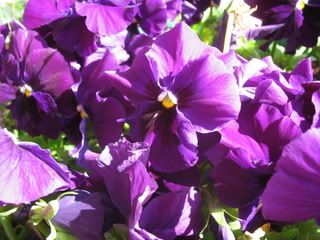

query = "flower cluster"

[0,0,320,239]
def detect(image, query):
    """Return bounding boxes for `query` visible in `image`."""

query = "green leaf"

[0,207,18,217]
[0,0,26,24]
[264,220,320,240]
[104,224,128,240]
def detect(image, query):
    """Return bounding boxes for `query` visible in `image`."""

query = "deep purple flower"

[0,128,72,205]
[97,138,158,229]
[204,56,316,231]
[0,29,74,138]
[261,128,320,222]
[58,49,126,146]
[52,191,105,240]
[136,0,182,36]
[245,0,320,52]
[106,22,240,172]
[96,138,202,239]
[23,0,135,56]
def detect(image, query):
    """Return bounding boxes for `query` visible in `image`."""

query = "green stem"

[271,41,277,58]
[0,216,17,240]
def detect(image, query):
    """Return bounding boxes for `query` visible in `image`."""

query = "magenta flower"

[107,22,240,172]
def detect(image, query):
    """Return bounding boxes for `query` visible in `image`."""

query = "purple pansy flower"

[136,0,182,36]
[205,56,315,231]
[0,128,72,205]
[261,128,320,223]
[58,49,126,146]
[245,0,320,52]
[23,0,135,56]
[106,22,240,172]
[0,29,74,138]
[95,138,202,239]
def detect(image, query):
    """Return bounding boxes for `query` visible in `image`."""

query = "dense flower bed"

[0,0,320,239]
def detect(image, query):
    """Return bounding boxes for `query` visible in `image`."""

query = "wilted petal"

[0,128,71,205]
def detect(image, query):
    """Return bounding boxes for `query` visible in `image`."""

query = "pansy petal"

[75,2,134,35]
[52,191,105,240]
[9,29,45,62]
[262,128,320,222]
[148,111,198,173]
[9,93,62,138]
[23,0,74,29]
[87,95,125,148]
[0,83,17,104]
[139,187,202,239]
[98,139,158,227]
[214,148,270,208]
[52,17,97,57]
[25,48,74,97]
[106,53,161,103]
[138,0,167,35]
[172,54,240,132]
[146,22,222,78]
[0,128,71,205]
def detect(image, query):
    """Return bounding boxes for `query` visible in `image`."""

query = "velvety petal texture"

[0,128,71,205]
[25,48,74,97]
[107,23,240,173]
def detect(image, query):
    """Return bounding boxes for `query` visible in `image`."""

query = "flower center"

[19,84,33,97]
[76,105,89,119]
[157,91,177,109]
[296,0,305,10]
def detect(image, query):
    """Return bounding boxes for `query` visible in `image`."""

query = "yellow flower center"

[20,84,33,97]
[296,0,306,10]
[157,91,177,109]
